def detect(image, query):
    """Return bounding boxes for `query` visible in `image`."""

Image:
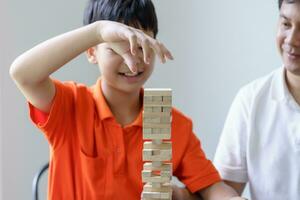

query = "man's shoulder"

[238,67,282,98]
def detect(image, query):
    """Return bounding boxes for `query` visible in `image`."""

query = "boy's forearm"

[10,21,101,84]
[199,181,245,200]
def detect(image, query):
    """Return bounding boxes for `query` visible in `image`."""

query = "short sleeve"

[175,120,221,193]
[213,88,250,183]
[28,79,76,150]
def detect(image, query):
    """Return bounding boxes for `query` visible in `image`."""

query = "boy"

[10,0,243,199]
[214,0,300,199]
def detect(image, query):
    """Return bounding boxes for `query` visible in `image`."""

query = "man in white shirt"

[214,0,300,199]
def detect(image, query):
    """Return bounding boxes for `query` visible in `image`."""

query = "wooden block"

[162,107,172,113]
[143,163,172,171]
[152,128,160,134]
[142,174,171,183]
[142,191,160,199]
[143,106,172,113]
[163,96,172,102]
[152,107,162,113]
[143,123,171,129]
[143,133,171,140]
[144,96,153,103]
[143,151,172,161]
[143,149,154,156]
[144,141,172,150]
[143,128,152,134]
[142,183,172,200]
[142,170,172,182]
[142,191,172,199]
[143,117,161,123]
[160,128,171,134]
[152,139,163,145]
[142,127,171,135]
[143,112,170,118]
[144,107,153,112]
[144,101,172,107]
[144,89,172,97]
[142,170,152,177]
[144,183,172,192]
[161,170,172,177]
[143,149,172,157]
[143,115,171,124]
[152,161,162,167]
[153,96,163,102]
[160,116,172,123]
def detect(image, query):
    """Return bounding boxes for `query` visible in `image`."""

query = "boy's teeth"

[124,72,138,76]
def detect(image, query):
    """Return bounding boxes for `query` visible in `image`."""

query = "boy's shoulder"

[53,79,96,97]
[171,107,193,127]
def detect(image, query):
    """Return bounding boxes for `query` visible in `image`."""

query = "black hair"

[278,0,299,9]
[83,0,158,38]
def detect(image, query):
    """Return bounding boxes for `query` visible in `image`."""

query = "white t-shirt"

[214,67,300,200]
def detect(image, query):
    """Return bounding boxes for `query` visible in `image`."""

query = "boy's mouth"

[118,71,144,77]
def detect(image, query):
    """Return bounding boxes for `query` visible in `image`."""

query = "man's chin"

[284,64,300,76]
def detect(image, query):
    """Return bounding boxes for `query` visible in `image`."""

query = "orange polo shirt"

[29,78,221,200]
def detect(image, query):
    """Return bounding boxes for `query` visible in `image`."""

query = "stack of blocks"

[142,88,172,200]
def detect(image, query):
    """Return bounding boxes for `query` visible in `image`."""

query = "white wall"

[1,1,9,199]
[1,0,281,199]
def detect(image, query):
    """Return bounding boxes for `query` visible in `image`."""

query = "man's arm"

[198,181,247,200]
[172,185,202,200]
[224,181,246,196]
[172,182,247,200]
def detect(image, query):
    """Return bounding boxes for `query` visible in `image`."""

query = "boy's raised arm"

[10,21,173,113]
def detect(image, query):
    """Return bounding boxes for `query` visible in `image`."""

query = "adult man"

[214,0,300,199]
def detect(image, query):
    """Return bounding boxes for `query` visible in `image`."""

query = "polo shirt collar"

[271,66,290,102]
[91,78,143,127]
[91,78,114,120]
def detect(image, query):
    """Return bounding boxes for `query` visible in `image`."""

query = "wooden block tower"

[141,89,172,200]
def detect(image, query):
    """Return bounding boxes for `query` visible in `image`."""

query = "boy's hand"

[97,20,173,72]
[108,41,141,72]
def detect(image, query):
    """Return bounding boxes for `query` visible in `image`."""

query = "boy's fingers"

[122,52,138,73]
[132,30,164,63]
[160,43,174,60]
[152,40,166,63]
[141,39,151,64]
[127,31,138,56]
[133,30,151,64]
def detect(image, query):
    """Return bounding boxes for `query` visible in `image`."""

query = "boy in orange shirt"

[10,0,245,199]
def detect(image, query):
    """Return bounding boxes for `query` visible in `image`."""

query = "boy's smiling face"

[87,29,155,93]
[277,1,300,75]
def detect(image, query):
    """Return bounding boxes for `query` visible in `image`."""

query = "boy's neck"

[101,81,142,127]
[285,70,300,106]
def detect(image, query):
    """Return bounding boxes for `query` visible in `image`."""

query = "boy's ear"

[86,47,98,64]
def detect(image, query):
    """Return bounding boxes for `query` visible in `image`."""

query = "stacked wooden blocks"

[142,89,172,200]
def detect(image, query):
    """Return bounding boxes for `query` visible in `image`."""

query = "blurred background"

[0,0,281,199]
